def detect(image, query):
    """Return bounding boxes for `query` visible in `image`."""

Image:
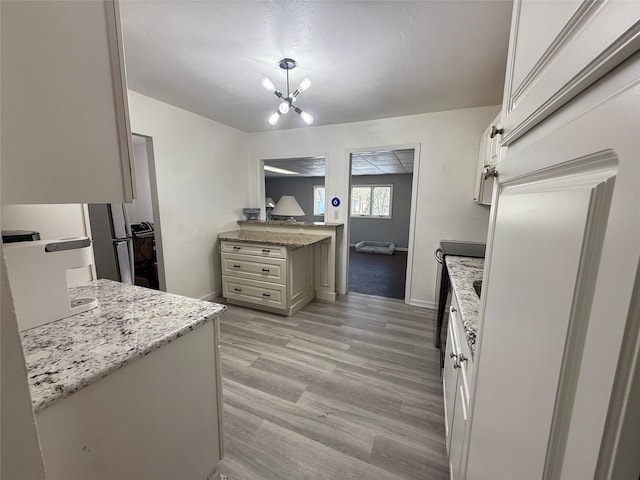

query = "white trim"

[409,299,436,310]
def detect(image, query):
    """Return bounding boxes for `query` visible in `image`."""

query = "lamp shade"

[271,195,305,217]
[265,197,276,208]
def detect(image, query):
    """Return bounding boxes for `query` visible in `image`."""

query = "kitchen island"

[21,279,226,480]
[219,222,342,316]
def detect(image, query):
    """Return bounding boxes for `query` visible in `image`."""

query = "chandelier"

[262,58,313,126]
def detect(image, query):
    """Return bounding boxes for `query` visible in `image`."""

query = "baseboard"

[410,299,436,309]
[200,289,222,302]
[315,291,337,302]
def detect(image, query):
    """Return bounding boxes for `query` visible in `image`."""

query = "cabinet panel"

[221,253,286,285]
[468,59,639,479]
[221,241,286,259]
[222,276,287,310]
[501,0,640,145]
[1,0,134,204]
[443,319,459,452]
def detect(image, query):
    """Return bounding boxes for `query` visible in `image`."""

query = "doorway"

[262,156,326,222]
[347,148,417,301]
[129,134,166,290]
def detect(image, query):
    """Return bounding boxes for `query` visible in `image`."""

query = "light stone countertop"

[219,229,331,247]
[445,256,484,355]
[238,220,343,229]
[20,279,226,413]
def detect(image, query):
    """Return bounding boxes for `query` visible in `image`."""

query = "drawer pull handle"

[262,268,270,272]
[234,288,242,292]
[233,264,241,268]
[262,249,271,253]
[262,293,271,297]
[233,246,241,250]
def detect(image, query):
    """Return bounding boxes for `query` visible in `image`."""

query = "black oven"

[434,240,485,366]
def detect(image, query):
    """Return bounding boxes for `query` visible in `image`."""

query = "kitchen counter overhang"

[20,279,226,413]
[445,256,484,355]
[218,229,330,247]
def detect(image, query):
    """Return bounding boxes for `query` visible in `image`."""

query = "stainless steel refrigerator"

[87,204,134,284]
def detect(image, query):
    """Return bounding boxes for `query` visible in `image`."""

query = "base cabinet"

[221,240,314,316]
[442,293,473,479]
[35,321,224,480]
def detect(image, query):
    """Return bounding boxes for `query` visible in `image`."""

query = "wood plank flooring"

[216,293,449,480]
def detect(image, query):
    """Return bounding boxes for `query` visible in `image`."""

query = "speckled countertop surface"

[238,220,343,229]
[445,256,484,355]
[20,279,226,413]
[219,230,330,247]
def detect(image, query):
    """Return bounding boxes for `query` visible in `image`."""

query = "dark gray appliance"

[435,240,485,366]
[87,204,134,284]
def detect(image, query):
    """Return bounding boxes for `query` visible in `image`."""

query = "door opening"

[347,147,418,302]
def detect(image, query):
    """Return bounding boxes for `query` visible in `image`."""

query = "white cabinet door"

[443,317,459,453]
[500,0,640,145]
[467,57,640,480]
[474,113,502,205]
[1,0,135,204]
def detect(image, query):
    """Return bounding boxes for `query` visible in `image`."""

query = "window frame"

[313,184,326,217]
[350,184,393,219]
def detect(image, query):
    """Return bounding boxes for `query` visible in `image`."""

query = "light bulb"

[278,102,290,114]
[300,111,313,125]
[297,77,311,93]
[262,77,276,93]
[268,112,280,126]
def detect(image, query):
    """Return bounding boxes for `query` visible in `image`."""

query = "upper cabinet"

[500,0,640,146]
[1,0,135,204]
[474,113,502,206]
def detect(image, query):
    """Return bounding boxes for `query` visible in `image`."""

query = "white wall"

[1,204,93,285]
[128,92,251,300]
[249,105,499,306]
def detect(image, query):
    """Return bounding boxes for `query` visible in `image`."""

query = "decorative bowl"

[243,208,261,220]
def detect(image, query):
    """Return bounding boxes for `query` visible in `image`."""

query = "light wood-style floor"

[216,293,449,480]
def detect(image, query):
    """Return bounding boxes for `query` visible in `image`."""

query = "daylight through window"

[350,185,392,218]
[313,185,325,216]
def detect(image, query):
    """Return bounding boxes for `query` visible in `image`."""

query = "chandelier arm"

[273,90,284,99]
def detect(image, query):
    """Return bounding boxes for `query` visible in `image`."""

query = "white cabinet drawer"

[221,254,286,285]
[222,276,286,310]
[221,241,286,258]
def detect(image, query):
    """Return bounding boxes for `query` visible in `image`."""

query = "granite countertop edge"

[238,220,343,229]
[445,255,484,356]
[219,230,331,247]
[21,279,226,413]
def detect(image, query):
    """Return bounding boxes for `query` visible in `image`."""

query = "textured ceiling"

[264,149,414,177]
[120,1,512,133]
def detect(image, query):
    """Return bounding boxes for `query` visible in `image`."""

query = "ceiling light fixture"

[264,165,298,175]
[263,58,314,126]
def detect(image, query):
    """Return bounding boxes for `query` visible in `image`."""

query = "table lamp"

[271,195,305,222]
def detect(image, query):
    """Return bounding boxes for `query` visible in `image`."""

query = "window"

[313,185,325,216]
[351,185,392,218]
